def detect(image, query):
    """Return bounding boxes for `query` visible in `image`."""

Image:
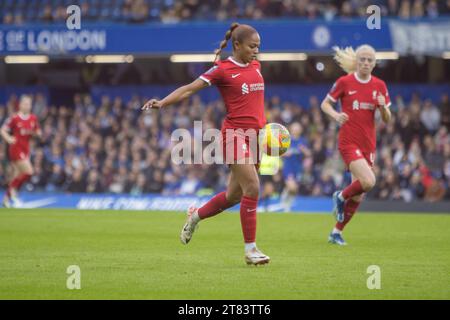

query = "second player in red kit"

[321,45,392,245]
[1,95,42,207]
[328,65,391,168]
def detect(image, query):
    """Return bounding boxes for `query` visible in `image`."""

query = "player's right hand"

[6,136,16,145]
[335,112,349,125]
[141,99,163,111]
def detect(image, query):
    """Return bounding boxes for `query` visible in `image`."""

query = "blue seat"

[100,7,111,19]
[150,8,160,19]
[26,9,37,21]
[112,7,122,20]
[88,7,99,18]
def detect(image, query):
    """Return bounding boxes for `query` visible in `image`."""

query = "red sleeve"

[380,81,391,108]
[327,77,346,103]
[199,63,224,86]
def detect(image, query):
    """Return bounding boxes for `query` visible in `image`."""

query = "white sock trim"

[191,211,201,224]
[332,228,342,235]
[245,242,256,252]
[338,192,345,201]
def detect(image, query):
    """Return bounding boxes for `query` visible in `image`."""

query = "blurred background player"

[142,23,270,265]
[1,95,42,208]
[321,45,392,245]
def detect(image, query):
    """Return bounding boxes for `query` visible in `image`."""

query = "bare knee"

[242,182,259,199]
[17,162,33,176]
[360,176,376,192]
[226,190,242,205]
[22,167,33,176]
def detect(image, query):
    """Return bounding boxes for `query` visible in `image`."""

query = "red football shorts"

[222,129,261,169]
[339,144,375,169]
[8,145,29,162]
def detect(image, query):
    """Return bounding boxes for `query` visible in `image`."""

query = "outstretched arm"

[142,79,209,110]
[320,96,349,125]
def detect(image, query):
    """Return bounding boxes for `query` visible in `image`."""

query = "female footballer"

[1,95,42,207]
[321,45,392,245]
[142,23,270,265]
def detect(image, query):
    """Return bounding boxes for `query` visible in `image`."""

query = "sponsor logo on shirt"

[249,83,264,92]
[353,100,375,111]
[241,82,264,95]
[242,83,249,94]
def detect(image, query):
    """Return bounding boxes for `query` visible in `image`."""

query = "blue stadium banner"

[13,192,332,213]
[389,20,450,55]
[0,19,393,55]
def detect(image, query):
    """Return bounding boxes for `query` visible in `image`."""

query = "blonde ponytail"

[332,46,357,74]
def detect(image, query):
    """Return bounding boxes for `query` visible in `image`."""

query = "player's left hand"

[35,130,43,140]
[377,94,386,108]
[141,99,163,111]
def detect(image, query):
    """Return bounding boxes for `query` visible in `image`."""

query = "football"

[260,122,291,156]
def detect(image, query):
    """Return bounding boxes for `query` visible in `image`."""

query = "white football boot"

[2,188,17,208]
[180,206,199,245]
[9,189,24,208]
[245,247,270,265]
[2,195,11,208]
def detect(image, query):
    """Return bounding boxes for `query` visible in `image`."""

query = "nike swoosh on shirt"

[247,208,257,212]
[349,91,357,95]
[231,74,241,78]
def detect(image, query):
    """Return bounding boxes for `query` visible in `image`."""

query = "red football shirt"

[3,113,40,154]
[327,73,391,152]
[199,57,266,131]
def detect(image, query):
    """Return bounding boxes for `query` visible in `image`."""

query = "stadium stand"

[1,90,448,202]
[1,0,449,25]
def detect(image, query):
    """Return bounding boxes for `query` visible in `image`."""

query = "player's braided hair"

[333,45,376,74]
[214,22,240,63]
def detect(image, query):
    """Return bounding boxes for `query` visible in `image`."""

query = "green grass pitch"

[0,209,449,300]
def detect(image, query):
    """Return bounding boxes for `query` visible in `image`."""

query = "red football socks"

[336,199,361,231]
[198,191,233,220]
[342,180,364,199]
[240,196,258,244]
[9,173,32,192]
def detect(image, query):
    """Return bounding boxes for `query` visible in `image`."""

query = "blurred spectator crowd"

[1,0,450,25]
[0,90,449,202]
